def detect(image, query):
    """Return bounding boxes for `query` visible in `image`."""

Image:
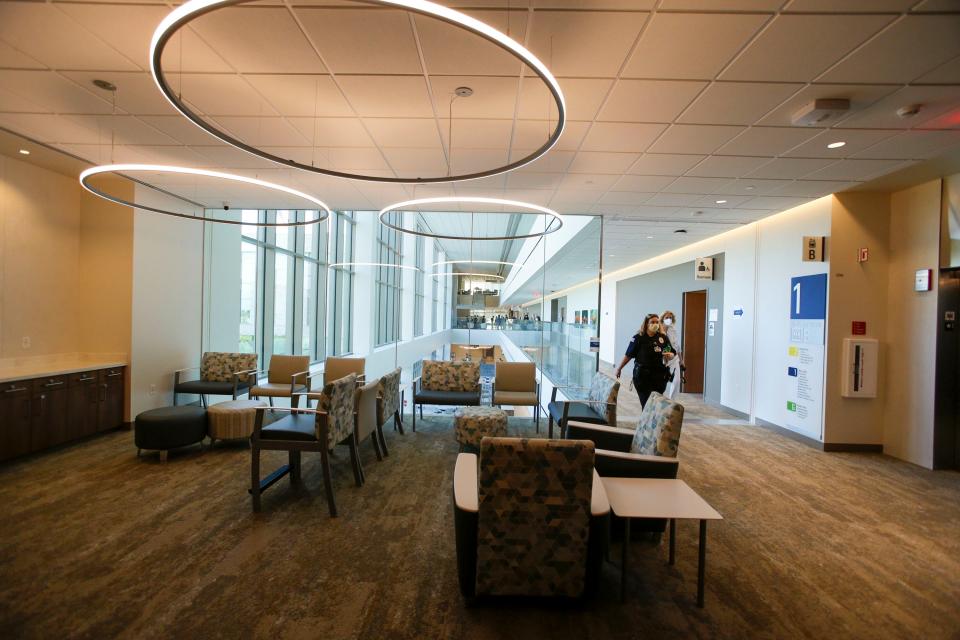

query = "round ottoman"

[135,406,207,462]
[207,399,268,445]
[454,406,508,451]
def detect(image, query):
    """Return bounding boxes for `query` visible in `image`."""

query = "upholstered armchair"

[412,360,481,431]
[250,354,310,407]
[377,367,404,435]
[173,352,258,407]
[546,372,620,439]
[453,437,610,600]
[355,379,387,470]
[492,362,540,429]
[324,356,366,386]
[566,392,684,534]
[250,373,362,517]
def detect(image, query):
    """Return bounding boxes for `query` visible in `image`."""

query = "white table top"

[601,477,723,521]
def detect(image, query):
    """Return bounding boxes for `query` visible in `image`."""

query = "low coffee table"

[602,477,723,607]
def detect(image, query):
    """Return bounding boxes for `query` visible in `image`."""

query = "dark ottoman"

[135,406,207,462]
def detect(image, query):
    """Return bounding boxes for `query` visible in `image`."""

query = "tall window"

[432,241,441,333]
[239,210,260,354]
[414,233,425,337]
[328,211,355,356]
[375,211,402,346]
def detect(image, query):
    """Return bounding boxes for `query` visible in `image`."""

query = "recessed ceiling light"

[646,235,653,239]
[18,149,30,155]
[715,200,727,204]
[745,185,755,191]
[92,79,117,92]
[827,141,846,149]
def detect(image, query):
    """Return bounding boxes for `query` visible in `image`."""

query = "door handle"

[107,371,122,377]
[79,376,95,382]
[45,380,64,387]
[4,386,27,393]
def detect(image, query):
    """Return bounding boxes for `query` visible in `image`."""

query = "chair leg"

[378,424,389,457]
[412,403,417,432]
[250,444,262,512]
[320,447,337,517]
[268,397,274,407]
[548,414,554,439]
[394,410,404,435]
[159,450,168,463]
[349,438,364,487]
[372,432,383,461]
[289,450,302,483]
[201,395,208,409]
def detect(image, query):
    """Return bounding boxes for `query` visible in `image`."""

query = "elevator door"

[934,270,960,470]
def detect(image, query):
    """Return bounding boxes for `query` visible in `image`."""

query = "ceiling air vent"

[791,98,850,127]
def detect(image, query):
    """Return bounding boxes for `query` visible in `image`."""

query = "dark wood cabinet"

[0,382,33,462]
[0,366,126,462]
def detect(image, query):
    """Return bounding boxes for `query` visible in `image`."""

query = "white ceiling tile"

[716,126,819,156]
[325,147,392,172]
[853,130,960,160]
[783,129,900,158]
[715,178,793,195]
[741,195,814,210]
[0,70,113,114]
[506,172,563,190]
[836,85,960,130]
[745,157,837,179]
[139,115,224,146]
[663,176,732,193]
[915,109,960,131]
[915,55,960,84]
[511,148,574,173]
[431,76,519,120]
[416,10,528,76]
[518,78,613,121]
[567,151,638,174]
[597,191,654,206]
[298,8,421,74]
[0,3,139,71]
[244,75,354,117]
[579,122,666,153]
[647,124,745,154]
[679,82,801,126]
[690,194,754,208]
[527,11,648,77]
[787,0,916,9]
[819,16,960,84]
[623,13,767,80]
[215,116,310,147]
[56,3,170,71]
[802,158,908,181]
[0,39,44,69]
[379,147,447,176]
[758,83,900,127]
[645,192,704,206]
[450,148,515,175]
[720,14,894,82]
[0,85,48,113]
[612,174,677,191]
[61,71,176,117]
[364,118,440,148]
[628,153,705,175]
[598,80,706,123]
[773,180,860,197]
[189,6,325,74]
[513,120,588,152]
[502,189,554,206]
[179,74,280,117]
[559,173,620,190]
[658,0,784,8]
[287,117,375,148]
[684,155,770,178]
[911,0,960,10]
[338,76,433,118]
[439,119,514,151]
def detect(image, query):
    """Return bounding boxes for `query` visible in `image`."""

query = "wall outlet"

[21,336,31,349]
[149,384,157,396]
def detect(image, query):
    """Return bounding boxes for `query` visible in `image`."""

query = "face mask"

[649,323,660,332]
[664,318,673,326]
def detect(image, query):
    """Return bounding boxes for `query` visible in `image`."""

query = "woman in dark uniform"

[614,313,676,408]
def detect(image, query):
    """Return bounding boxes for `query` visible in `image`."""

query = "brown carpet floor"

[0,414,958,640]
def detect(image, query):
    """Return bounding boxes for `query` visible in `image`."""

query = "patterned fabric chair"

[453,437,610,599]
[492,362,541,430]
[377,367,404,435]
[566,392,684,534]
[250,354,311,408]
[249,373,362,517]
[546,372,620,439]
[173,352,258,408]
[412,360,481,431]
[454,406,508,451]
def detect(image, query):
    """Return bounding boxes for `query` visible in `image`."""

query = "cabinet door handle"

[79,376,95,382]
[45,380,64,387]
[107,372,122,377]
[4,386,27,393]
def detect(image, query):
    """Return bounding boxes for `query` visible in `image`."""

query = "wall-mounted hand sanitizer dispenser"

[841,338,878,398]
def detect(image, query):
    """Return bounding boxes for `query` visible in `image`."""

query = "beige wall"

[0,155,82,358]
[824,192,891,445]
[883,180,941,468]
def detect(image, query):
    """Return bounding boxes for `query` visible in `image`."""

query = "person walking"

[660,310,681,399]
[614,313,676,408]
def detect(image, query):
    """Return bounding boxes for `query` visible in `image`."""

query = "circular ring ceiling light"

[379,197,564,240]
[329,262,421,271]
[432,272,505,280]
[79,164,331,226]
[432,259,517,269]
[149,0,566,184]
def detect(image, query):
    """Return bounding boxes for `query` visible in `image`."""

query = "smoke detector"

[791,98,850,127]
[454,86,474,98]
[896,104,922,119]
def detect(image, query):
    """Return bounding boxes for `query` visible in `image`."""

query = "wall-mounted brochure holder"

[841,338,879,398]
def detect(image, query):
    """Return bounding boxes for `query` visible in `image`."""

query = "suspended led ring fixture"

[150,0,566,184]
[79,164,331,226]
[329,262,421,271]
[432,259,517,269]
[432,272,505,280]
[379,197,564,240]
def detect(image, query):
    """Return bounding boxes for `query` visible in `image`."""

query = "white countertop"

[0,359,127,385]
[601,478,723,521]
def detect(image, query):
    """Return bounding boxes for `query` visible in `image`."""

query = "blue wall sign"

[790,274,827,320]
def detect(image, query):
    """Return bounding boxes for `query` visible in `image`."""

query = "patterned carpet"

[0,413,958,639]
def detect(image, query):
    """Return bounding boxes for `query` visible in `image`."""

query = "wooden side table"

[601,477,723,607]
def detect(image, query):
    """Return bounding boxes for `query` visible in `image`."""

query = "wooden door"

[0,382,32,461]
[98,368,125,432]
[682,290,707,394]
[68,372,100,439]
[32,376,70,450]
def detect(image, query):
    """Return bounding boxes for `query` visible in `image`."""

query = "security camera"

[222,202,230,210]
[896,104,922,119]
